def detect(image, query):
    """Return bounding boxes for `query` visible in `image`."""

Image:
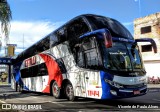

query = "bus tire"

[65,83,76,101]
[15,83,18,92]
[52,81,61,99]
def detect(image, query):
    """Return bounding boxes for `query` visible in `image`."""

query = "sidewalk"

[147,84,160,88]
[0,84,14,95]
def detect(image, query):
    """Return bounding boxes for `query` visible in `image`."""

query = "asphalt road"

[0,85,160,112]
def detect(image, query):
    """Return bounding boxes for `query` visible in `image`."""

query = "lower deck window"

[21,63,48,78]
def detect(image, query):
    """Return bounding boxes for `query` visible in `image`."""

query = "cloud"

[0,20,63,56]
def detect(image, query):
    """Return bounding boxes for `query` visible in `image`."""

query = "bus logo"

[25,56,36,67]
[2,104,11,110]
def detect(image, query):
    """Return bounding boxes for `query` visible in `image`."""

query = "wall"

[134,12,160,83]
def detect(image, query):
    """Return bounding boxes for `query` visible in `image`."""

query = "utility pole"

[138,0,141,17]
[23,34,24,50]
[135,0,142,17]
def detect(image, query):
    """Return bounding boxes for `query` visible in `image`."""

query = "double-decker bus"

[12,14,157,101]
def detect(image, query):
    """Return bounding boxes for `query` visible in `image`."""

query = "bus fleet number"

[87,90,99,97]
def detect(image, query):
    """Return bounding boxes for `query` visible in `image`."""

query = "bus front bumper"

[109,85,147,98]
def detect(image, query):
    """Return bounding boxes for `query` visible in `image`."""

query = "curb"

[0,85,11,87]
[148,88,160,92]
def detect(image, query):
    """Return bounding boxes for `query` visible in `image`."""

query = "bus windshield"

[103,42,143,71]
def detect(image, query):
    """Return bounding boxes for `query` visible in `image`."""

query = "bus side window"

[38,63,48,76]
[31,65,39,77]
[67,18,90,52]
[56,58,67,73]
[50,33,58,48]
[77,52,85,68]
[76,37,102,70]
[85,49,100,69]
[56,27,67,43]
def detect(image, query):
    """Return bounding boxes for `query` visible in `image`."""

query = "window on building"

[141,26,151,34]
[141,45,152,52]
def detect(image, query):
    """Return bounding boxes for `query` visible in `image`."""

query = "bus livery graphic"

[12,14,157,101]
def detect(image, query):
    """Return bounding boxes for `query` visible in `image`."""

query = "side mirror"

[135,38,157,53]
[80,28,112,48]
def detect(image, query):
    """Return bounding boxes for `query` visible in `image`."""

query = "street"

[0,85,160,111]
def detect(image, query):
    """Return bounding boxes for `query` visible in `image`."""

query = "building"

[0,64,9,83]
[134,12,160,84]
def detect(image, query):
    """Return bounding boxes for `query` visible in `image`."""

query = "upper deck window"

[67,18,90,40]
[86,16,133,40]
[67,18,90,52]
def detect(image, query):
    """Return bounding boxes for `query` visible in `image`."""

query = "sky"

[0,0,160,56]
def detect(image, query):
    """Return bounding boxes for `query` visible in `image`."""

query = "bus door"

[73,69,86,97]
[74,67,101,99]
[84,71,101,99]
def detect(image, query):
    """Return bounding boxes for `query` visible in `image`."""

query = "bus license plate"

[134,90,140,95]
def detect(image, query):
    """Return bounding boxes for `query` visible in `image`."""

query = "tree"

[0,0,12,45]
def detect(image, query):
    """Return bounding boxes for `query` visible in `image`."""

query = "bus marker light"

[95,86,101,88]
[110,90,117,96]
[103,31,112,48]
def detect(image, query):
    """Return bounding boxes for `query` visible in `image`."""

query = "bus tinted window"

[67,18,89,39]
[86,16,133,40]
[56,27,67,43]
[50,33,58,48]
[67,18,90,50]
[76,37,102,69]
[36,37,50,53]
[38,63,48,76]
[102,42,143,72]
[104,42,132,71]
[21,63,48,78]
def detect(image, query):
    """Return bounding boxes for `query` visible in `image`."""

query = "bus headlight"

[105,79,123,88]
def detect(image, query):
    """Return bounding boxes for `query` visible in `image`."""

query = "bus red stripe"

[39,54,63,93]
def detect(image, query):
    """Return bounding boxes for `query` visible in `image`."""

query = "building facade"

[0,64,8,84]
[134,12,160,84]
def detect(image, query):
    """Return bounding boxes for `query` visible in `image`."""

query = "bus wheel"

[65,83,76,101]
[52,81,60,99]
[15,83,18,92]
